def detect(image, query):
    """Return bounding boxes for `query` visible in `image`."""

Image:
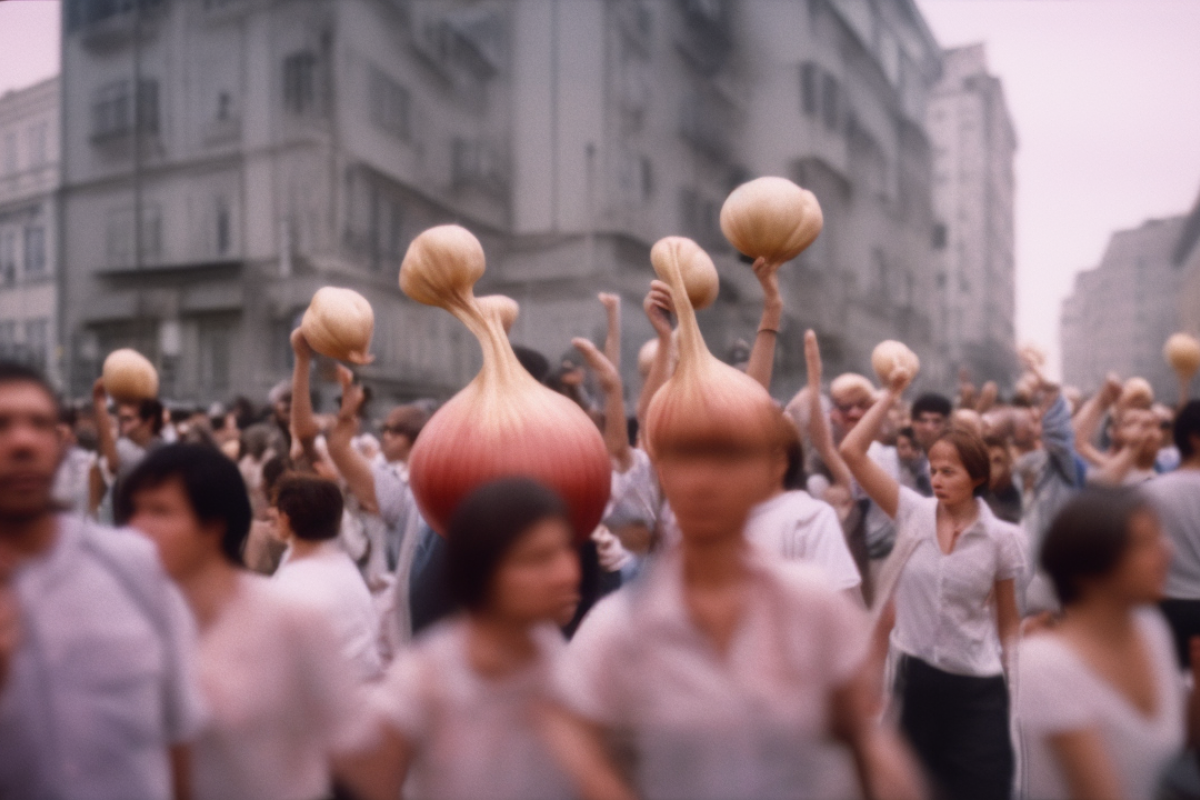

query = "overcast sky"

[2,0,1198,377]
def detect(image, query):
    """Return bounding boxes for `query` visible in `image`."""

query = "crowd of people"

[1,261,1199,800]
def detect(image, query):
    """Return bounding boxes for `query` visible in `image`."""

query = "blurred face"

[657,446,782,544]
[128,478,221,581]
[488,517,581,626]
[1116,409,1162,461]
[272,393,292,424]
[896,435,919,464]
[1011,407,1042,449]
[0,381,63,523]
[988,445,1012,490]
[929,440,980,506]
[1089,510,1170,605]
[912,411,947,453]
[117,402,154,445]
[380,410,414,463]
[829,389,873,439]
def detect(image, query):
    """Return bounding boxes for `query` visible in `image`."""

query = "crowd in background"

[3,262,1200,800]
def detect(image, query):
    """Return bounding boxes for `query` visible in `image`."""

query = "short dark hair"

[273,474,343,541]
[137,398,165,435]
[912,392,952,420]
[445,477,571,612]
[1041,488,1152,606]
[897,426,916,442]
[117,444,252,567]
[782,417,806,491]
[1176,400,1200,459]
[0,360,58,413]
[384,404,430,442]
[931,427,991,496]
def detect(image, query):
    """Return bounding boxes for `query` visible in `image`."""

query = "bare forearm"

[291,354,319,445]
[746,298,782,391]
[327,421,379,513]
[637,335,672,427]
[604,387,633,473]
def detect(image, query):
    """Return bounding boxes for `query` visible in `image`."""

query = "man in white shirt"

[0,360,202,799]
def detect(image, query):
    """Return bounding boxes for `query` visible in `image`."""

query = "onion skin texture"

[1164,333,1200,378]
[720,176,824,264]
[399,225,611,542]
[301,287,376,365]
[650,236,719,310]
[1120,377,1155,410]
[477,295,520,334]
[871,340,920,385]
[102,349,159,402]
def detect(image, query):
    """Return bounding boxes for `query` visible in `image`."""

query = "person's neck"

[0,510,58,562]
[681,532,749,590]
[939,495,978,525]
[1060,594,1138,644]
[178,558,241,631]
[466,611,537,678]
[286,537,326,561]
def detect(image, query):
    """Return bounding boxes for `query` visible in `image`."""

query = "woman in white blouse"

[840,368,1024,800]
[1018,488,1189,800]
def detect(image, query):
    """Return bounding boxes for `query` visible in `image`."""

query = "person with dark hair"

[0,361,203,799]
[841,368,1024,800]
[983,434,1022,524]
[271,474,382,680]
[91,375,166,522]
[122,444,370,800]
[344,477,632,800]
[1144,399,1200,668]
[1017,489,1186,799]
[52,401,97,515]
[895,426,923,490]
[909,392,952,496]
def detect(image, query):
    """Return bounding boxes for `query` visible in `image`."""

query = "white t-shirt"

[745,491,861,591]
[1142,470,1200,600]
[603,447,661,529]
[1017,609,1183,800]
[192,574,370,800]
[561,547,870,800]
[886,487,1026,676]
[371,618,574,800]
[273,541,383,681]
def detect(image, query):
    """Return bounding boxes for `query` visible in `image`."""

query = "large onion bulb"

[300,287,375,365]
[1164,333,1200,378]
[1119,377,1154,410]
[719,176,824,264]
[399,226,610,540]
[871,340,920,385]
[644,236,786,461]
[102,348,159,402]
[650,236,718,310]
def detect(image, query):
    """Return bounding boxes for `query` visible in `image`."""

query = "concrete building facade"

[0,77,59,383]
[927,43,1017,387]
[59,0,947,405]
[1060,215,1186,400]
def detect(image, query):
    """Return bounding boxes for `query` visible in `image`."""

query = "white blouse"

[1017,609,1183,800]
[885,487,1026,676]
[744,491,861,591]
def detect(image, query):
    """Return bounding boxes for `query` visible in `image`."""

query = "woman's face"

[929,440,980,505]
[656,446,781,544]
[489,517,581,626]
[1101,510,1171,605]
[128,477,222,581]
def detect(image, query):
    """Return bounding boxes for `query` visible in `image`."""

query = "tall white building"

[1061,215,1186,400]
[0,77,59,383]
[927,44,1017,386]
[59,0,946,404]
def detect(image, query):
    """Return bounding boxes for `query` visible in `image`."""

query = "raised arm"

[804,330,854,491]
[636,280,675,428]
[745,257,783,392]
[1073,373,1121,467]
[325,365,379,514]
[839,370,908,519]
[573,338,633,473]
[289,329,322,465]
[91,378,120,474]
[598,292,622,374]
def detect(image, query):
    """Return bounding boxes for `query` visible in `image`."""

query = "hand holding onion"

[720,176,823,266]
[300,287,375,365]
[643,279,676,340]
[870,340,920,388]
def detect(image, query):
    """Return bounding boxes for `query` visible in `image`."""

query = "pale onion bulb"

[1164,333,1200,378]
[871,340,920,385]
[719,176,824,264]
[300,287,375,365]
[102,348,159,402]
[650,236,719,310]
[644,236,786,461]
[398,225,610,540]
[477,295,520,334]
[1119,377,1154,410]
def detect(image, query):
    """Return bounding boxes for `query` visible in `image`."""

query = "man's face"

[380,409,414,463]
[117,403,154,445]
[896,435,919,464]
[272,393,292,424]
[829,389,873,441]
[988,445,1013,490]
[0,382,63,523]
[912,411,947,453]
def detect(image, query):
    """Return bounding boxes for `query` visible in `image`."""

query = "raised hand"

[643,280,675,340]
[572,338,621,396]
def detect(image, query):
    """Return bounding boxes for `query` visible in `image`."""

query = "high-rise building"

[59,0,946,405]
[1060,215,1187,400]
[0,77,59,382]
[927,44,1018,387]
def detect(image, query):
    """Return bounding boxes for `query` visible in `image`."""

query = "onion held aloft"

[871,340,920,385]
[399,225,610,540]
[300,287,375,365]
[650,236,718,310]
[1119,377,1154,410]
[1164,333,1200,378]
[102,348,159,402]
[720,176,824,264]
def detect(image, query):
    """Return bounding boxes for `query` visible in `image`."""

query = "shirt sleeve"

[895,486,928,527]
[556,595,628,726]
[1016,637,1094,733]
[994,523,1027,582]
[801,503,862,591]
[159,582,208,743]
[372,463,409,528]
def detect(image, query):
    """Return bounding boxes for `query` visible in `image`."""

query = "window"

[800,62,818,117]
[24,226,45,277]
[215,197,231,255]
[931,223,947,249]
[199,318,232,392]
[27,122,48,166]
[105,205,161,266]
[217,91,233,121]
[24,319,48,371]
[369,67,410,139]
[91,79,160,140]
[283,52,318,115]
[0,231,15,286]
[0,322,15,353]
[3,133,16,174]
[821,73,839,131]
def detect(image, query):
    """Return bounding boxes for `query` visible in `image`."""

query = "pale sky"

[2,0,1199,377]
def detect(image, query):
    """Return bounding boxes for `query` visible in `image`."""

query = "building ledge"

[95,258,243,279]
